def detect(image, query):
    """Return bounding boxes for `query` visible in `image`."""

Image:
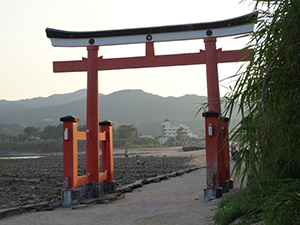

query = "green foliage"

[0,123,162,151]
[225,0,300,181]
[113,124,161,148]
[114,125,137,139]
[113,136,161,149]
[41,124,63,139]
[0,139,62,150]
[0,133,13,143]
[77,124,86,131]
[263,180,300,225]
[214,179,300,225]
[24,126,41,139]
[0,124,64,151]
[214,182,264,225]
[165,137,177,147]
[218,0,300,224]
[0,123,24,135]
[175,127,188,141]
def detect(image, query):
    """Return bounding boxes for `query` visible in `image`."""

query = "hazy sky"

[0,0,255,101]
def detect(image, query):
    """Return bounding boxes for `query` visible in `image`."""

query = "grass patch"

[213,181,265,225]
[213,179,300,225]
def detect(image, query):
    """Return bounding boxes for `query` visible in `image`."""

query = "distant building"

[160,119,197,143]
[44,118,54,122]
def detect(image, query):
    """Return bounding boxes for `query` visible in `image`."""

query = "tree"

[78,124,86,131]
[0,133,12,143]
[41,125,62,139]
[114,125,137,139]
[175,127,188,141]
[164,137,177,147]
[24,127,41,140]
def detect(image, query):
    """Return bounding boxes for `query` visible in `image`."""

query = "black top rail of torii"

[46,12,257,47]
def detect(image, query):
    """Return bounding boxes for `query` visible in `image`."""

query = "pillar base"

[228,179,233,189]
[83,182,104,198]
[204,187,223,202]
[219,180,231,193]
[61,189,80,207]
[104,181,116,194]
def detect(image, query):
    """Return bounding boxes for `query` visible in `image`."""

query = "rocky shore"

[0,153,195,210]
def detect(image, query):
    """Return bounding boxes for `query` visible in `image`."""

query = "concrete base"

[61,189,80,207]
[219,181,230,193]
[229,179,233,189]
[219,180,233,192]
[83,182,104,198]
[104,181,116,194]
[204,187,223,202]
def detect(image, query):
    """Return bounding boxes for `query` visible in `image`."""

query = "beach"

[0,147,241,224]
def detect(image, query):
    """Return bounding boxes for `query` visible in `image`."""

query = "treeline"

[0,124,67,151]
[113,125,161,148]
[0,124,161,151]
[0,123,201,152]
[0,123,24,135]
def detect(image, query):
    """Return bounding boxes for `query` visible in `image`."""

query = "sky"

[0,0,256,101]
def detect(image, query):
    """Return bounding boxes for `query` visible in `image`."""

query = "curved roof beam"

[46,12,257,47]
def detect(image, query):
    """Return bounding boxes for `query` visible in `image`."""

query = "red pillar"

[85,45,100,183]
[60,115,80,190]
[203,37,224,199]
[204,37,221,113]
[222,117,230,181]
[100,120,115,182]
[202,111,220,188]
[218,120,226,183]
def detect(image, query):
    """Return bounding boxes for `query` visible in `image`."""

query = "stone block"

[83,182,104,198]
[61,189,80,207]
[123,185,132,192]
[103,181,117,194]
[219,181,230,193]
[204,187,223,202]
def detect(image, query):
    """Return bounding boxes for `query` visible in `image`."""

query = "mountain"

[0,89,88,108]
[99,90,205,122]
[0,89,240,136]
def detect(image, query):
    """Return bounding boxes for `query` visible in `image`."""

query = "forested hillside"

[0,89,241,137]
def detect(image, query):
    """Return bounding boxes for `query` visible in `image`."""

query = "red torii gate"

[46,12,256,205]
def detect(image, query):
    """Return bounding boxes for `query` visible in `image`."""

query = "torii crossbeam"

[46,12,256,204]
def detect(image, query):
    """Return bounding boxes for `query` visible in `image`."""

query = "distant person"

[154,159,157,165]
[142,161,146,166]
[125,148,128,157]
[137,158,140,165]
[231,147,237,160]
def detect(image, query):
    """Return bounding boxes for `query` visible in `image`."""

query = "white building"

[161,119,197,138]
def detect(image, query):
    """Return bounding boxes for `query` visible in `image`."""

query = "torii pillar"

[84,45,102,196]
[54,45,116,199]
[202,36,231,201]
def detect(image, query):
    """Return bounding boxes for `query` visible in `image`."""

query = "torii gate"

[46,12,256,205]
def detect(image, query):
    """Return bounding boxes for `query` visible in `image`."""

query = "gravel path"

[0,168,219,225]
